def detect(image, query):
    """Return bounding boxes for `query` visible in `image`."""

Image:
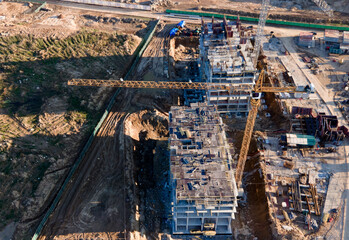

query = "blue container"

[177,20,185,28]
[169,28,178,37]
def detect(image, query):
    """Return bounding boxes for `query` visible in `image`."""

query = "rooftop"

[299,32,314,41]
[201,18,256,76]
[169,102,237,202]
[285,133,317,147]
[344,31,349,40]
[324,29,340,39]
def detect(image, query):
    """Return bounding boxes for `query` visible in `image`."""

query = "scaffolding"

[199,17,258,116]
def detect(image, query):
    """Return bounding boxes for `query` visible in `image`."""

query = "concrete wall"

[172,201,237,234]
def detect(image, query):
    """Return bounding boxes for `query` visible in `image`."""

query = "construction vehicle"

[169,20,186,38]
[68,70,311,187]
[169,28,179,38]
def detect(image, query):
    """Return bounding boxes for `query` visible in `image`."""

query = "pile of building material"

[289,106,348,142]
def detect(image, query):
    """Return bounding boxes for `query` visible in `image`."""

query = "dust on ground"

[0,2,151,239]
[0,2,150,38]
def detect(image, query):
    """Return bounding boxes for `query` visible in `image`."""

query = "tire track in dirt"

[136,24,172,78]
[39,89,132,239]
[39,24,174,240]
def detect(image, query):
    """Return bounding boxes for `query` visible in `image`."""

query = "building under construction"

[169,102,238,235]
[199,17,258,116]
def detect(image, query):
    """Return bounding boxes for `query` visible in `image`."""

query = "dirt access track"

[0,2,158,240]
[39,24,176,240]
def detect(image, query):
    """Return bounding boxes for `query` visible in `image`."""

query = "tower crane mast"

[253,0,333,67]
[253,0,270,68]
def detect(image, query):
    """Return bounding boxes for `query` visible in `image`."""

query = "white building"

[169,103,238,235]
[200,17,258,117]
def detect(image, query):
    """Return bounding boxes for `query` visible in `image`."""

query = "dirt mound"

[125,110,168,141]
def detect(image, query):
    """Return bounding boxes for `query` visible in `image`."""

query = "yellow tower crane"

[68,70,309,187]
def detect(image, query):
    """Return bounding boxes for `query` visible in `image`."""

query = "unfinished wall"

[199,17,258,117]
[169,103,238,234]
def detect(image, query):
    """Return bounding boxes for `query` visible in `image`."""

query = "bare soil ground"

[38,23,177,240]
[0,2,151,239]
[0,2,150,38]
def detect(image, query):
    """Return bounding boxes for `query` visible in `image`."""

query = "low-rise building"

[340,31,349,53]
[169,102,238,235]
[298,32,315,48]
[324,29,340,43]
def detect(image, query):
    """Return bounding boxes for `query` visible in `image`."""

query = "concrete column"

[186,217,188,232]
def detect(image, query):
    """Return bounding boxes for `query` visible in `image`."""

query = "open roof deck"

[169,103,237,203]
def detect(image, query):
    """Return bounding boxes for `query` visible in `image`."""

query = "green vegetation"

[0,30,138,229]
[0,31,134,116]
[0,31,130,62]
